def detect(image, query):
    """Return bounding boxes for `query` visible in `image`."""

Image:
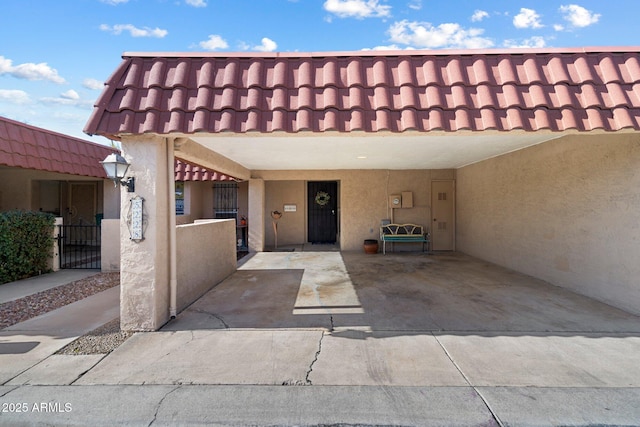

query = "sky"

[1,0,638,146]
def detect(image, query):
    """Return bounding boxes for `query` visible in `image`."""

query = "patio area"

[77,251,640,387]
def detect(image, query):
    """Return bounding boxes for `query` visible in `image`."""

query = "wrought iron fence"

[57,225,101,269]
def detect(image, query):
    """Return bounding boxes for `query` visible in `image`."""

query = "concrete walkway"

[0,270,100,304]
[2,253,640,426]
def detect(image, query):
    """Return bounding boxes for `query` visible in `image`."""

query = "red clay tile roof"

[84,47,640,137]
[1,116,117,178]
[174,159,237,181]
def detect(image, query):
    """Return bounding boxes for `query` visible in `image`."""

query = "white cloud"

[185,0,206,7]
[60,89,80,100]
[0,55,65,84]
[554,24,565,31]
[0,89,31,104]
[100,0,129,4]
[503,36,547,48]
[199,35,229,51]
[100,24,168,38]
[408,0,421,10]
[559,4,600,28]
[471,10,489,22]
[388,20,494,49]
[252,37,278,52]
[513,8,543,29]
[40,95,93,109]
[83,78,104,90]
[323,0,391,19]
[362,44,415,51]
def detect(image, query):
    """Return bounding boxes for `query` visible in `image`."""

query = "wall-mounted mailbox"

[401,191,413,208]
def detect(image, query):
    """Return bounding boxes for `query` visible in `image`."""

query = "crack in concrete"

[305,331,325,385]
[0,385,19,398]
[147,385,181,427]
[191,308,230,329]
[69,353,108,385]
[432,333,504,427]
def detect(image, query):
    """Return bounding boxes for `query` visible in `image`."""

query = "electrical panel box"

[401,191,413,208]
[389,194,402,208]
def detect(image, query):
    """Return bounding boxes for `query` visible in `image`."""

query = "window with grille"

[213,182,238,219]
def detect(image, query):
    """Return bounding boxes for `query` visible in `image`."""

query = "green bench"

[380,223,430,255]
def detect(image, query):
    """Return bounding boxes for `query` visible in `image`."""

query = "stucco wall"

[101,219,121,272]
[176,219,236,311]
[456,133,640,314]
[265,180,306,246]
[119,137,171,331]
[254,169,448,251]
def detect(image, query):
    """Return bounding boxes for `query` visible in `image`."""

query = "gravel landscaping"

[1,272,131,354]
[56,317,133,355]
[0,272,120,329]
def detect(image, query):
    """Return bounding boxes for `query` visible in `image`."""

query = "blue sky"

[0,0,637,145]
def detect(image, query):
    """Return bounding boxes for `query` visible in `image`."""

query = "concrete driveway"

[78,251,640,389]
[5,251,640,425]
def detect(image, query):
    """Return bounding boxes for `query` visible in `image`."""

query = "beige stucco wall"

[254,169,450,251]
[119,137,171,331]
[101,219,121,272]
[456,133,640,314]
[176,219,237,311]
[265,180,306,246]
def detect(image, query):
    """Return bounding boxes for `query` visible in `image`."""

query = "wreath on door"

[315,191,330,207]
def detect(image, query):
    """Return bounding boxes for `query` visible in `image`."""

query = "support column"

[248,178,265,252]
[119,137,170,331]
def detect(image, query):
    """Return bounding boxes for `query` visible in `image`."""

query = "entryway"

[307,181,338,244]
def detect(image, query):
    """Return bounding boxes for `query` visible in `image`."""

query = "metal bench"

[380,223,430,255]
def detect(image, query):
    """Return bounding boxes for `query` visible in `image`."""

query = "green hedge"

[0,211,55,285]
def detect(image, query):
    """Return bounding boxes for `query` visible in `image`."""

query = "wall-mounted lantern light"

[100,153,135,192]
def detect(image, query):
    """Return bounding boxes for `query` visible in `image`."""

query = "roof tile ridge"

[603,81,633,108]
[146,58,168,87]
[85,58,132,137]
[597,52,624,84]
[551,82,580,109]
[546,55,573,84]
[621,53,640,84]
[0,114,114,152]
[571,54,599,85]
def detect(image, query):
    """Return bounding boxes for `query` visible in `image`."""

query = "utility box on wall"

[401,191,413,208]
[389,194,402,208]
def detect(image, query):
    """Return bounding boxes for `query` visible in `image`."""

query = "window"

[175,182,185,215]
[213,182,238,219]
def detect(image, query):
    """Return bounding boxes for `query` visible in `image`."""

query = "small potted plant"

[363,239,378,254]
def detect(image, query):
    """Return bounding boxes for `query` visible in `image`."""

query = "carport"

[84,47,640,331]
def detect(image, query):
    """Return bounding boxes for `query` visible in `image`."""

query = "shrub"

[0,211,55,284]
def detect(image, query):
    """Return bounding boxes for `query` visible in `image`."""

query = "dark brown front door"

[308,181,337,244]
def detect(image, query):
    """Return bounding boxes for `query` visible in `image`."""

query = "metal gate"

[57,225,101,269]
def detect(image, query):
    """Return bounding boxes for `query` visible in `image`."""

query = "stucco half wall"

[456,133,640,315]
[101,219,120,272]
[176,219,237,312]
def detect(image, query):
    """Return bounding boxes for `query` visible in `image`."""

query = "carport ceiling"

[192,133,562,170]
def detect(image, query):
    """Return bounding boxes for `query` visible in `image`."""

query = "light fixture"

[100,153,135,192]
